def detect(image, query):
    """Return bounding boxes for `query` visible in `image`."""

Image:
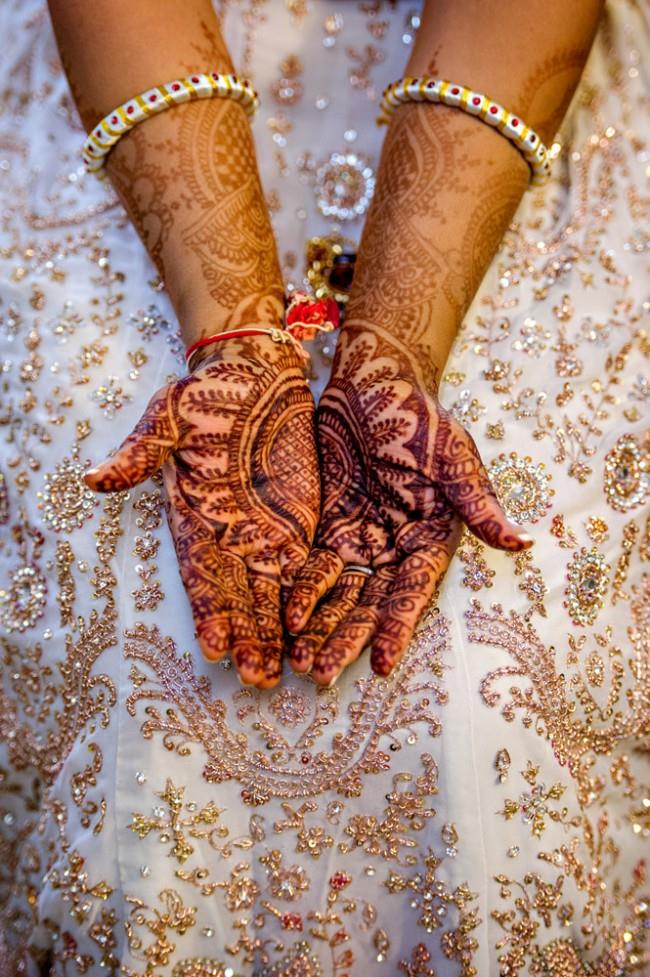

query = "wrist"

[189,331,306,374]
[336,319,446,392]
[179,289,285,349]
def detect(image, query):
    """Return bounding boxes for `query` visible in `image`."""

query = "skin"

[285,0,604,685]
[49,0,603,688]
[48,0,284,347]
[86,335,319,688]
[47,0,319,686]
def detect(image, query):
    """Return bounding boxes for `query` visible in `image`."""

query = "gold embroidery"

[564,547,610,626]
[385,828,480,975]
[488,453,554,524]
[498,762,579,838]
[38,456,99,534]
[603,433,649,512]
[468,595,649,804]
[129,779,226,866]
[125,610,450,804]
[124,889,197,972]
[0,606,116,783]
[55,538,76,626]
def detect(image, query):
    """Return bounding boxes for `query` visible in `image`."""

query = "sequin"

[314,152,375,220]
[495,749,511,783]
[488,453,553,524]
[603,433,649,511]
[38,456,98,533]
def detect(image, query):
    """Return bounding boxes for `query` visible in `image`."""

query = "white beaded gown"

[0,1,648,975]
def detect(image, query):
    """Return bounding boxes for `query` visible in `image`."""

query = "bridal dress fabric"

[0,1,648,975]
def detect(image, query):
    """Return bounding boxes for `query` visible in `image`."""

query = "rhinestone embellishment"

[38,457,99,533]
[603,433,649,512]
[488,453,553,524]
[314,152,375,221]
[0,564,47,633]
[564,547,610,626]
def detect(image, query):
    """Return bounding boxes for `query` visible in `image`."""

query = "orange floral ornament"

[285,291,340,341]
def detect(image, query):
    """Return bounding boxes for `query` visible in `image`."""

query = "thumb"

[436,414,533,552]
[85,383,179,492]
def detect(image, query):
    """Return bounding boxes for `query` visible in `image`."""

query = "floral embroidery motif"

[603,432,649,512]
[498,762,579,838]
[254,941,322,977]
[129,779,227,865]
[385,824,480,975]
[564,547,610,626]
[125,610,450,805]
[38,455,99,533]
[313,152,375,221]
[0,520,47,633]
[0,606,117,782]
[488,453,554,524]
[467,593,649,803]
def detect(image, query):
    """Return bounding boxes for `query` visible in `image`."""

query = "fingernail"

[326,674,339,688]
[517,532,534,544]
[86,466,101,475]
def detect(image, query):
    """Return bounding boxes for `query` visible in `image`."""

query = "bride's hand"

[285,327,532,687]
[85,335,320,689]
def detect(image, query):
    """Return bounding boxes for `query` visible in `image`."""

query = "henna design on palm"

[286,327,532,686]
[85,337,319,688]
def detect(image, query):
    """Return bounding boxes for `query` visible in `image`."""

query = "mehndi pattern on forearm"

[106,95,284,340]
[345,105,528,368]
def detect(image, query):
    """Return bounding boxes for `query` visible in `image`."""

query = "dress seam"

[444,586,493,977]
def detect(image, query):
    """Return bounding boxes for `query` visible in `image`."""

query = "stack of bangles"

[82,69,550,366]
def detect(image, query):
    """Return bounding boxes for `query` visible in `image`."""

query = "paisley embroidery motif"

[125,609,450,804]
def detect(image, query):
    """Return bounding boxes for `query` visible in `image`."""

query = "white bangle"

[377,77,550,186]
[83,72,258,178]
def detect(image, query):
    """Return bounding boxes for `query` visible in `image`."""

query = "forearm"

[344,0,604,383]
[48,0,283,347]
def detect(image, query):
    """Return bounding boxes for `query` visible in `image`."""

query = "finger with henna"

[309,566,397,687]
[289,571,367,674]
[246,553,284,689]
[370,539,455,677]
[284,548,345,635]
[85,384,180,492]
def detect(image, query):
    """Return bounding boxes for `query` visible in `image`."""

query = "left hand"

[285,327,532,686]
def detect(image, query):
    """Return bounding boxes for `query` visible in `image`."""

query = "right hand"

[85,335,320,689]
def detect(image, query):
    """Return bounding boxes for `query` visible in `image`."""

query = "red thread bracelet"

[185,298,340,372]
[185,327,299,372]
